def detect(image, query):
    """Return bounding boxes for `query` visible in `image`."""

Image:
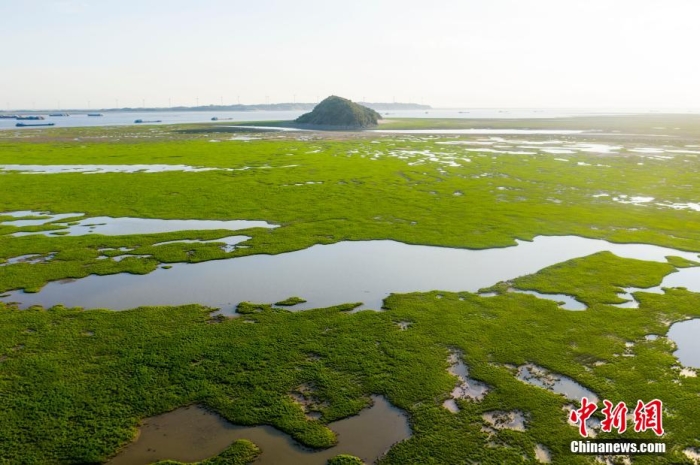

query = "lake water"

[443,349,490,413]
[2,235,698,312]
[0,164,229,174]
[516,364,598,402]
[511,290,587,311]
[372,129,586,135]
[2,214,277,237]
[108,396,410,465]
[0,110,306,131]
[667,319,700,369]
[0,108,682,131]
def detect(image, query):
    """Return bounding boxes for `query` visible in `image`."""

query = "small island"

[295,95,382,129]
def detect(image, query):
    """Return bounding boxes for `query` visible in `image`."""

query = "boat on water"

[87,113,103,117]
[16,122,55,127]
[16,115,45,120]
[134,119,163,124]
[211,117,234,121]
[49,113,70,117]
[0,115,18,119]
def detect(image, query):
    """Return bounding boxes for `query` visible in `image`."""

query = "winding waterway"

[2,235,698,312]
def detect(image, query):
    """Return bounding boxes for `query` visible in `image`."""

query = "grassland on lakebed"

[1,116,700,464]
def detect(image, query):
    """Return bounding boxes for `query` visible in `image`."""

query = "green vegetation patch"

[275,296,307,306]
[665,255,700,268]
[2,129,700,294]
[0,228,263,293]
[499,251,677,306]
[154,440,260,465]
[327,455,365,465]
[2,119,700,463]
[1,251,699,464]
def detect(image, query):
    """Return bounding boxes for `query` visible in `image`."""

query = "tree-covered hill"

[295,96,382,128]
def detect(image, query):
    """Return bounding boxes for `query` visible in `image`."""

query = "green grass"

[154,440,260,465]
[1,119,700,463]
[275,296,307,306]
[1,251,699,463]
[327,455,365,465]
[493,251,677,306]
[2,128,700,294]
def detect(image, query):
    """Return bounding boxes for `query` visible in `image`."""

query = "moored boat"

[87,113,103,117]
[49,113,70,117]
[16,122,56,127]
[16,115,45,120]
[134,119,162,123]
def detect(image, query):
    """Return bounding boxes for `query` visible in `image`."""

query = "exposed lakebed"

[109,396,410,465]
[442,349,490,413]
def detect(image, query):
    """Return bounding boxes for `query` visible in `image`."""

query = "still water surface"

[3,235,698,312]
[1,213,277,237]
[109,396,410,465]
[667,319,700,369]
[0,108,676,131]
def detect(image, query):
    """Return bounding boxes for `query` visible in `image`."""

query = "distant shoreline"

[0,102,431,115]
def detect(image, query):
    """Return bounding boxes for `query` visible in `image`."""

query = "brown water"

[109,395,410,465]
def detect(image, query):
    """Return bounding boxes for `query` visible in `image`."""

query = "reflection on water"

[513,290,587,311]
[153,235,250,253]
[443,349,489,413]
[612,286,665,309]
[0,110,307,130]
[0,210,83,226]
[109,396,410,465]
[2,235,698,312]
[661,266,700,292]
[0,253,56,266]
[0,164,228,174]
[667,319,700,369]
[516,364,598,402]
[4,215,277,237]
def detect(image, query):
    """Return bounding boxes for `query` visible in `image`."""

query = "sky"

[1,0,699,110]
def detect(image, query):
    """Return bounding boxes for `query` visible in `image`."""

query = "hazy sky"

[2,0,699,109]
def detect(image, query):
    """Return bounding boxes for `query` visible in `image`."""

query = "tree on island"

[295,95,382,129]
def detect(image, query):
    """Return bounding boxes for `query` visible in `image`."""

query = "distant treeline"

[114,102,431,112]
[3,102,431,114]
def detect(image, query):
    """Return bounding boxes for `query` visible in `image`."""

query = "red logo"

[633,399,664,436]
[601,400,628,434]
[570,398,664,437]
[569,397,597,437]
